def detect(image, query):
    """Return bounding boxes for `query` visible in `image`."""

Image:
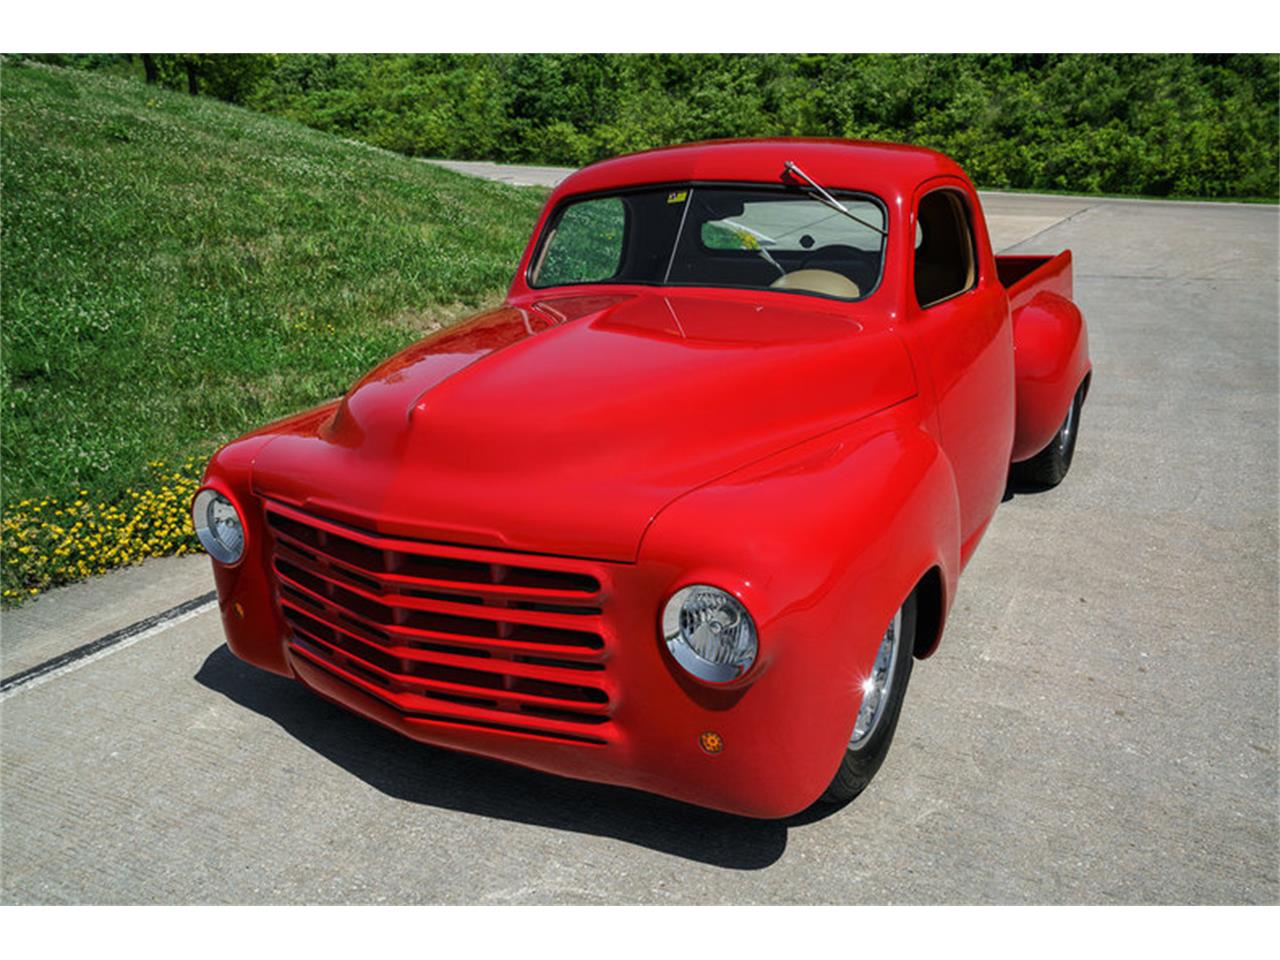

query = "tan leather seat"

[769,269,860,299]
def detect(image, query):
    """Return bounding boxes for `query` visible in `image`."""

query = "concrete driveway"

[1,184,1276,904]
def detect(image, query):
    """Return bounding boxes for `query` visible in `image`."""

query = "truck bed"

[996,251,1073,311]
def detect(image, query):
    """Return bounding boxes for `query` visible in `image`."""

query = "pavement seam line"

[0,591,218,700]
[999,203,1098,251]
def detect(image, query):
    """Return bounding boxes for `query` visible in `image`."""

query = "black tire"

[821,590,918,804]
[1012,381,1085,488]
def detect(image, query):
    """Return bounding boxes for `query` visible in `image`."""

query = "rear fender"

[1011,292,1091,462]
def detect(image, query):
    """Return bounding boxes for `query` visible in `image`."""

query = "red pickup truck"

[195,139,1091,818]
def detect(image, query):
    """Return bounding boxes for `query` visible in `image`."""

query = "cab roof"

[551,138,968,201]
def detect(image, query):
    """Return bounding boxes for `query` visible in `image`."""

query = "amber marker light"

[699,731,724,755]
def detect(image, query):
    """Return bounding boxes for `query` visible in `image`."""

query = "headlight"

[662,585,757,683]
[192,488,245,565]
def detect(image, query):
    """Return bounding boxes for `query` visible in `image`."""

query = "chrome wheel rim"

[850,606,902,750]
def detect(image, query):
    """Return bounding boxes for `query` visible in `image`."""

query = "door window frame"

[911,186,980,310]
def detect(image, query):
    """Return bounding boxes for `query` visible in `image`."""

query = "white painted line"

[0,593,217,701]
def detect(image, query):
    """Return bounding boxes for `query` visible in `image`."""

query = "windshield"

[529,185,887,301]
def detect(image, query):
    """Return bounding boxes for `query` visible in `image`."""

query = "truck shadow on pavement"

[195,646,840,869]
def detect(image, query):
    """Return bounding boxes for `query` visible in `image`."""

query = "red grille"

[264,500,615,745]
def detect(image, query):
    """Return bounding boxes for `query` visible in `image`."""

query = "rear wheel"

[1013,381,1085,488]
[821,591,918,804]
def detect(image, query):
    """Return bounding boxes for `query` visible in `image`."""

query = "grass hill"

[1,60,545,508]
[0,60,545,601]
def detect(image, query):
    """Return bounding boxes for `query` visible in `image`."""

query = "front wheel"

[821,591,918,804]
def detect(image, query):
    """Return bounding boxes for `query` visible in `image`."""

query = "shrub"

[237,53,1279,200]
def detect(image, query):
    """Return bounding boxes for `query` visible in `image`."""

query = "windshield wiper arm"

[782,161,888,238]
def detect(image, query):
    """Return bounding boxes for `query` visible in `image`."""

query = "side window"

[532,197,626,286]
[914,190,977,308]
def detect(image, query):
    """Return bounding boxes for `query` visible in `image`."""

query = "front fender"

[201,401,340,677]
[1011,291,1091,462]
[636,400,961,811]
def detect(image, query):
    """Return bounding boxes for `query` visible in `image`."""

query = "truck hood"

[251,290,916,561]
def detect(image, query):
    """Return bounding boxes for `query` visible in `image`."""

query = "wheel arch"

[1011,291,1092,463]
[912,564,948,659]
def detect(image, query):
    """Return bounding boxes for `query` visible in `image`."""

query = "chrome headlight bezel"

[661,584,758,684]
[192,487,246,566]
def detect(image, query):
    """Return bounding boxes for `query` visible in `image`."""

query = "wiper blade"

[782,161,888,238]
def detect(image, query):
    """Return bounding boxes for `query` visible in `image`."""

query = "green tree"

[54,52,1280,199]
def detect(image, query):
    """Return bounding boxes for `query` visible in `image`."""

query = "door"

[907,185,1015,559]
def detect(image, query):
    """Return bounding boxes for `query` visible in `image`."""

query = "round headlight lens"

[192,489,245,565]
[662,585,757,683]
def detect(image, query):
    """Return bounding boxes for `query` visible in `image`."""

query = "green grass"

[1,59,546,515]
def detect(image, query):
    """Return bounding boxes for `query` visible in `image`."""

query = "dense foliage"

[0,61,544,600]
[49,53,1278,200]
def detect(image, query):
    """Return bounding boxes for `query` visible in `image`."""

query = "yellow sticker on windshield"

[666,190,688,204]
